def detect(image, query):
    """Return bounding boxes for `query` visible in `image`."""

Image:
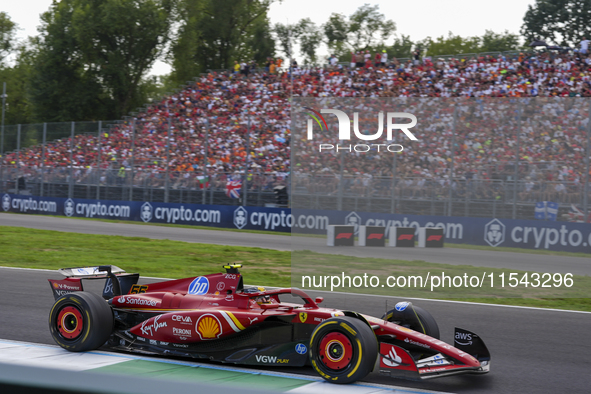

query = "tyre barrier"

[388,227,415,247]
[417,227,445,247]
[326,225,355,246]
[358,226,386,247]
[326,226,445,247]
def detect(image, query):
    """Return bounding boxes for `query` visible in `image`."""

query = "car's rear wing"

[58,265,127,278]
[48,265,139,301]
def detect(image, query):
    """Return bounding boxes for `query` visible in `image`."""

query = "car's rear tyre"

[49,292,113,352]
[382,303,440,339]
[309,316,377,384]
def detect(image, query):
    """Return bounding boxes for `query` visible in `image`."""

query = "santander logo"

[382,346,402,367]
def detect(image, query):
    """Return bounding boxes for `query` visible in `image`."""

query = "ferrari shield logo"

[299,312,307,323]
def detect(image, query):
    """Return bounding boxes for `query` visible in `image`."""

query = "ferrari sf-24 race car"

[48,264,490,384]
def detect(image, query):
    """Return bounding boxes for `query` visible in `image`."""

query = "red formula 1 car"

[48,264,490,384]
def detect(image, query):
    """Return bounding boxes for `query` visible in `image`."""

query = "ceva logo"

[140,202,153,223]
[304,108,418,153]
[233,206,248,229]
[484,219,505,247]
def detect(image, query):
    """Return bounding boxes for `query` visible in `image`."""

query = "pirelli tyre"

[49,292,113,352]
[309,316,378,384]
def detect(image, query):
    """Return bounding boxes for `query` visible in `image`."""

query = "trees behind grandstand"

[417,30,522,57]
[0,12,16,65]
[521,0,591,48]
[0,13,35,125]
[170,0,276,85]
[274,18,323,65]
[28,0,174,122]
[323,4,396,61]
[277,4,522,65]
[1,0,277,124]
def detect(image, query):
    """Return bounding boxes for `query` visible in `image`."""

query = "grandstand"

[1,50,590,220]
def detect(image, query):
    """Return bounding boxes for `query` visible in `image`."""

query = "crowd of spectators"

[2,49,591,204]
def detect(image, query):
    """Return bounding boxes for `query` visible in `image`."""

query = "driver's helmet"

[255,295,271,304]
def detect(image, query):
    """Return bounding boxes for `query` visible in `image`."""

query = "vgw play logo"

[304,108,418,153]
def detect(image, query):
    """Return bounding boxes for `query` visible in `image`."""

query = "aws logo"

[303,108,418,153]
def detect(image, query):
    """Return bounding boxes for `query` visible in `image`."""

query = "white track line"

[0,339,450,394]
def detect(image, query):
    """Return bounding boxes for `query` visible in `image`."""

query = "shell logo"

[196,314,222,340]
[53,283,59,288]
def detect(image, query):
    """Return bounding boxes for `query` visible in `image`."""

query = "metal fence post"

[165,117,171,203]
[338,150,344,211]
[464,179,469,216]
[40,123,47,197]
[493,194,497,218]
[129,118,135,201]
[391,133,397,214]
[68,122,74,199]
[210,179,214,205]
[585,100,591,220]
[202,119,208,205]
[513,100,521,220]
[243,115,251,206]
[0,82,5,153]
[96,121,101,200]
[448,105,456,216]
[0,82,5,192]
[16,124,21,172]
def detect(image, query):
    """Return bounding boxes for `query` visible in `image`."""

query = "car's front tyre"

[309,316,377,384]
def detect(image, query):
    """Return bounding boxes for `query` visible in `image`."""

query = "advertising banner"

[3,193,591,253]
[1,194,291,233]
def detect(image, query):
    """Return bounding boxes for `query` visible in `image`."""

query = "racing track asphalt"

[1,213,591,275]
[0,214,591,393]
[0,267,590,394]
